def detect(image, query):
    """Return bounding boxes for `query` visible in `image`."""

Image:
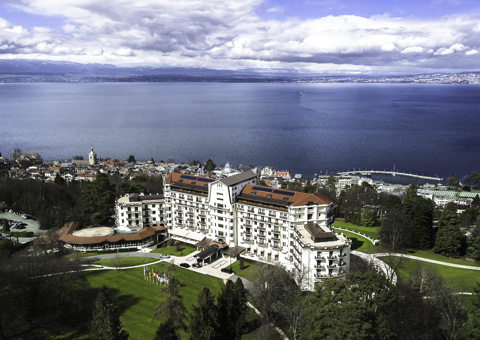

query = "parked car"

[159,254,170,259]
[221,267,233,274]
[179,263,190,268]
[192,263,202,268]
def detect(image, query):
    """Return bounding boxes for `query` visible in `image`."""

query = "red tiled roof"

[240,184,332,207]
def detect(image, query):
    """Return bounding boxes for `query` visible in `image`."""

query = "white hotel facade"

[115,170,351,290]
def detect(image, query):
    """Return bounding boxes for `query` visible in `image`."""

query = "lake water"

[1,82,479,180]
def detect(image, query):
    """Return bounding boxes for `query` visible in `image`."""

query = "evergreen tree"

[127,155,136,163]
[447,173,458,188]
[471,171,479,188]
[54,173,65,185]
[472,194,480,209]
[466,218,480,261]
[189,287,217,340]
[464,283,480,339]
[154,320,179,340]
[360,207,376,227]
[204,159,216,172]
[403,185,434,249]
[79,173,115,224]
[89,286,129,340]
[434,202,463,258]
[216,279,248,340]
[2,219,9,233]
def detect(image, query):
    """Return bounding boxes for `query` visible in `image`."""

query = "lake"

[1,82,479,180]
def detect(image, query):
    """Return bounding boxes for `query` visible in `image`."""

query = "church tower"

[89,147,97,165]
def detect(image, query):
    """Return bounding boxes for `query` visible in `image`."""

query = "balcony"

[328,264,337,269]
[339,261,347,267]
[328,255,337,260]
[244,239,253,245]
[272,244,282,251]
[258,243,267,248]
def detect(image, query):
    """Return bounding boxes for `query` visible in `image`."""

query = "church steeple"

[89,147,97,165]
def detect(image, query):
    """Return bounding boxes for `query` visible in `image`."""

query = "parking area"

[171,250,235,279]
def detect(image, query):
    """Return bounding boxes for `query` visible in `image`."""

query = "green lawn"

[405,249,480,267]
[85,264,225,339]
[380,257,480,293]
[334,228,376,252]
[333,221,380,240]
[231,260,261,282]
[151,245,196,257]
[92,257,159,267]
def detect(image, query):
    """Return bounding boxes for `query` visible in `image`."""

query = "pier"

[337,169,443,182]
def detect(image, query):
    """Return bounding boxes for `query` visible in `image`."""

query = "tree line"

[249,259,480,340]
[0,172,163,229]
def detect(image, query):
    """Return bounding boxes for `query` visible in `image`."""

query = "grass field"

[85,264,225,339]
[405,249,480,267]
[92,257,159,267]
[231,260,261,282]
[333,221,380,240]
[151,245,196,257]
[334,228,376,252]
[379,257,480,293]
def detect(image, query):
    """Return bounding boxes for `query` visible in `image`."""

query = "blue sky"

[1,0,479,74]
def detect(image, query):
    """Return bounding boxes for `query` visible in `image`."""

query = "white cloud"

[434,43,467,55]
[401,46,424,54]
[1,0,480,73]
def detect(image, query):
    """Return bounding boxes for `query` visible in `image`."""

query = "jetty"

[337,169,443,182]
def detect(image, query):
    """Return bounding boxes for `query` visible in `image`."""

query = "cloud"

[1,0,480,73]
[434,43,467,55]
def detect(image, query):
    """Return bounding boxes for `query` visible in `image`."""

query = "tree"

[466,217,480,261]
[2,219,9,233]
[302,271,397,340]
[464,283,480,339]
[89,286,129,340]
[204,159,216,172]
[360,207,376,227]
[471,171,479,188]
[380,207,409,251]
[447,173,458,189]
[326,175,336,194]
[403,185,434,249]
[79,173,116,224]
[155,320,179,340]
[153,263,187,337]
[472,194,480,209]
[189,287,217,340]
[252,264,290,323]
[216,279,248,340]
[54,173,65,185]
[434,202,463,258]
[127,155,136,163]
[302,180,316,194]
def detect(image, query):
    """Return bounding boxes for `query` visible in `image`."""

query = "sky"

[1,0,480,74]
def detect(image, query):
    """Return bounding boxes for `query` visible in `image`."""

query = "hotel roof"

[238,184,333,207]
[219,170,257,186]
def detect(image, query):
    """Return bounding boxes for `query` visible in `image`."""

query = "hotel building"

[115,170,351,290]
